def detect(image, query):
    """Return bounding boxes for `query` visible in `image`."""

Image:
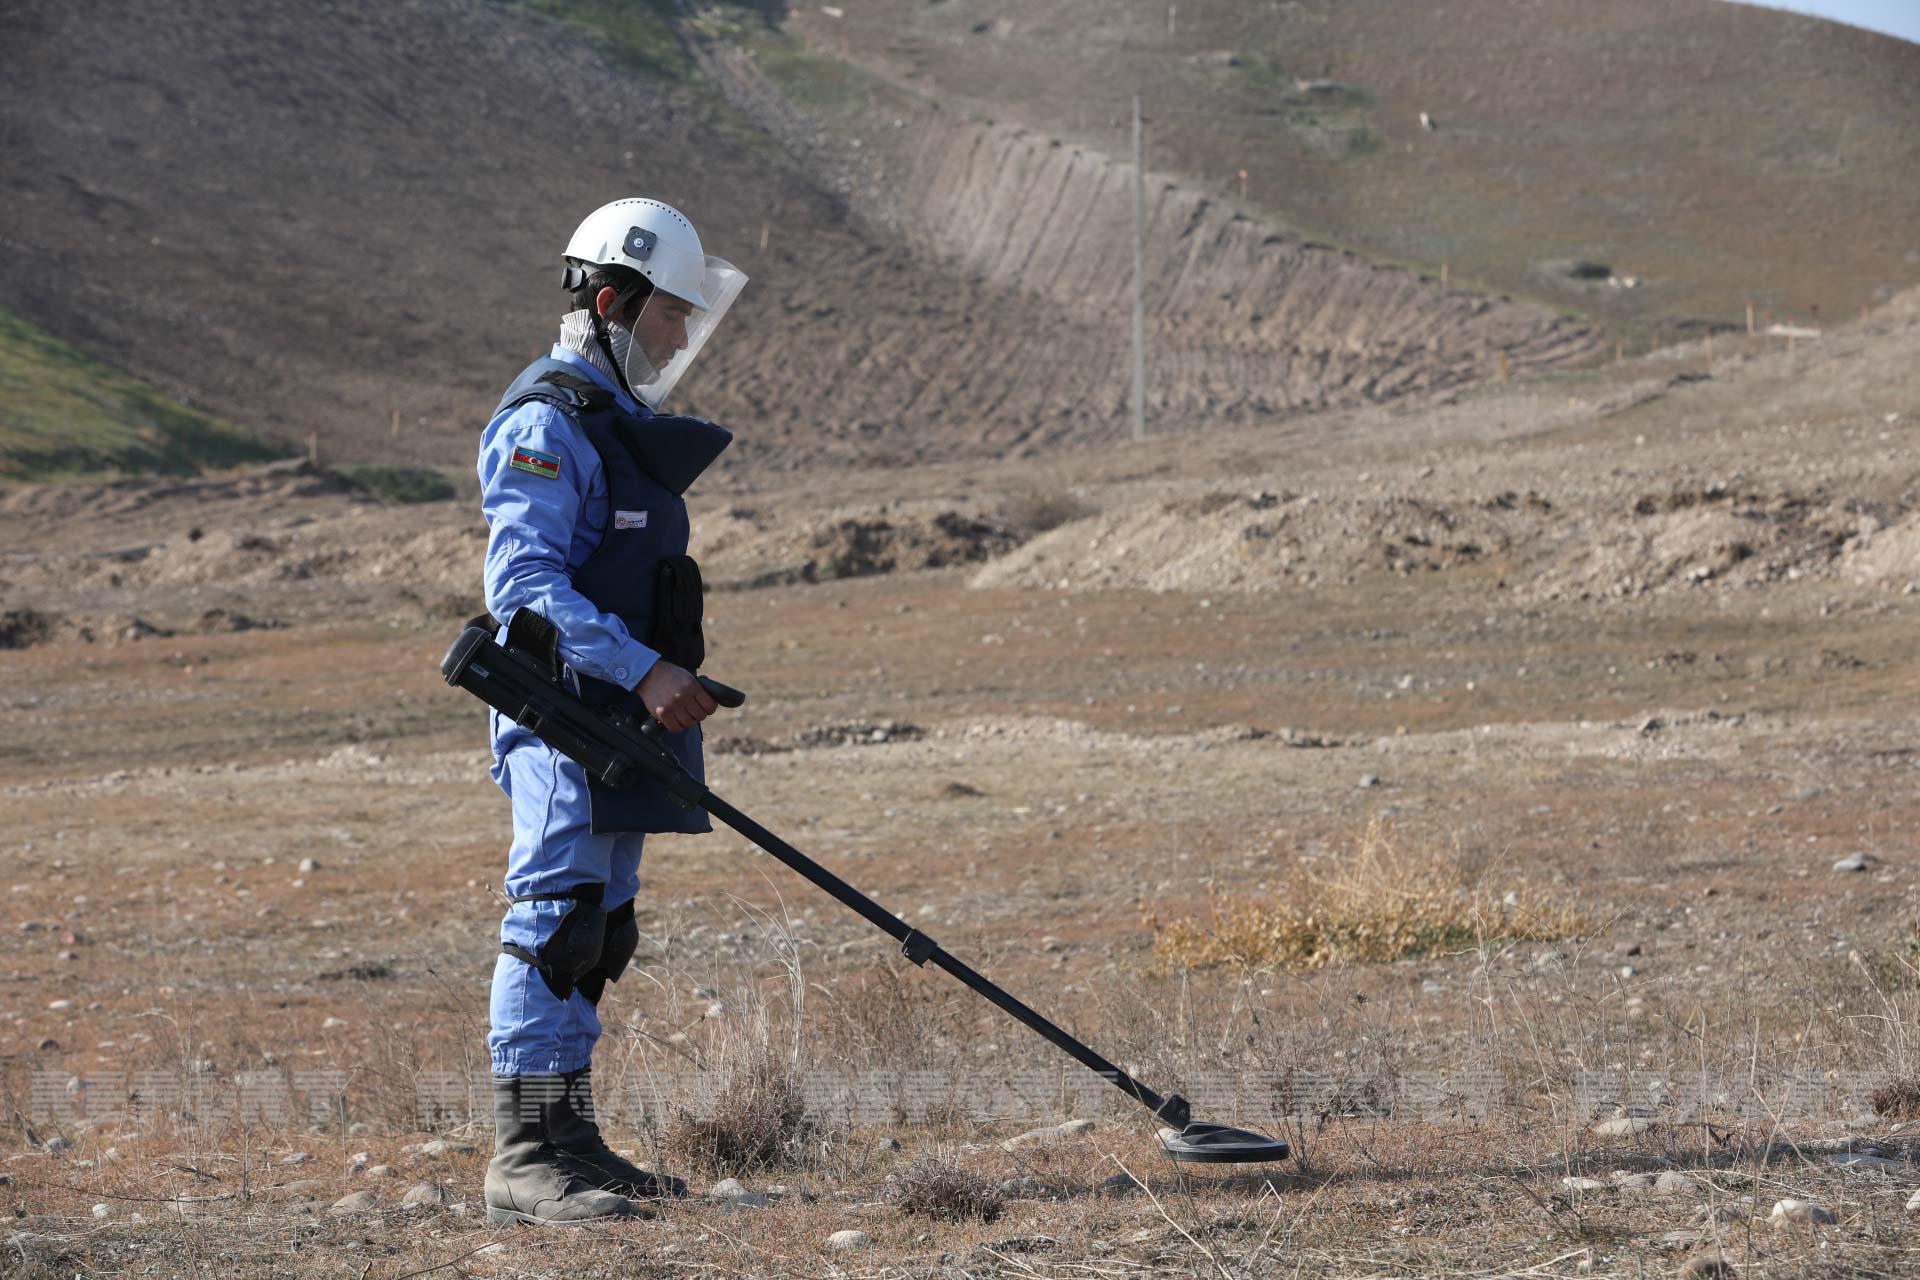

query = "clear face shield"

[620,250,748,411]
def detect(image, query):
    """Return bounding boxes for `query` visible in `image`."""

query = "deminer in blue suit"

[476,198,748,1225]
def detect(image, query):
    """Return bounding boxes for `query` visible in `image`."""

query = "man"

[475,198,748,1225]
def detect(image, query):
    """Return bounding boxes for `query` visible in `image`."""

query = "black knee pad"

[501,884,607,1002]
[577,900,638,1007]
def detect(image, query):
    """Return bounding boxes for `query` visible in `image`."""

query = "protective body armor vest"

[492,355,732,834]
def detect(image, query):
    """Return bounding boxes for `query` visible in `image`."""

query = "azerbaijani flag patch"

[509,446,562,480]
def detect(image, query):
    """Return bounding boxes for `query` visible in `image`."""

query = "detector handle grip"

[698,675,746,709]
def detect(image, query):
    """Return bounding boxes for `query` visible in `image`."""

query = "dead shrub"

[1872,1077,1920,1121]
[1002,489,1097,536]
[0,607,58,649]
[1150,817,1585,971]
[663,1054,816,1176]
[886,1156,1005,1222]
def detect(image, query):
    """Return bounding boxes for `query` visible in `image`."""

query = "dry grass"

[1150,817,1586,972]
[884,1155,1006,1223]
[1870,1077,1920,1122]
[654,908,826,1177]
[661,1053,818,1176]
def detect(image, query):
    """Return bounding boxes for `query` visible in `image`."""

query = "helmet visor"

[628,256,748,410]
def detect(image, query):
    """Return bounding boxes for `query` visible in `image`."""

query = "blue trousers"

[487,738,644,1077]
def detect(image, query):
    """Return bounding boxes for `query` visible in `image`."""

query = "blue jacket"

[478,345,730,833]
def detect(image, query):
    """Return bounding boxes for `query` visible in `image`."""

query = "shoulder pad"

[507,372,617,418]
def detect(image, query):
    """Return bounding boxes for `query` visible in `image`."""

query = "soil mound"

[1837,512,1920,590]
[972,488,1535,593]
[705,505,1020,587]
[0,608,179,648]
[1528,488,1857,601]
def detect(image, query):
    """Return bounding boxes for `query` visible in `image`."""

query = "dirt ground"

[3,291,1919,1276]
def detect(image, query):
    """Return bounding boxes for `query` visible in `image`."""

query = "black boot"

[548,1066,688,1199]
[485,1074,650,1225]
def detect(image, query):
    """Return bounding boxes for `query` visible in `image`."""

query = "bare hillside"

[4,0,1596,478]
[793,0,1920,341]
[8,1,1912,477]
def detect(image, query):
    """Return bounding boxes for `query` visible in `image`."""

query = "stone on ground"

[1591,1116,1655,1138]
[1768,1197,1836,1227]
[1681,1251,1734,1279]
[401,1181,452,1208]
[1826,1152,1903,1173]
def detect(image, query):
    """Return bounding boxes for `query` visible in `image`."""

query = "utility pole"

[1131,94,1147,442]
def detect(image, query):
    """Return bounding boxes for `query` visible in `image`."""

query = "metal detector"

[442,613,1290,1166]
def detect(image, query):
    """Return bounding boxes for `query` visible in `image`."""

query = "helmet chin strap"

[590,312,639,402]
[593,281,656,403]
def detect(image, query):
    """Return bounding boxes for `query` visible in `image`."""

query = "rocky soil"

[2,291,1918,1277]
[3,6,1920,1273]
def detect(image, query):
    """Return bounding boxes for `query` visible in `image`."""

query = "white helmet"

[565,197,714,308]
[561,198,749,410]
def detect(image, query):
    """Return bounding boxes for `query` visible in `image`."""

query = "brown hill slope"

[3,0,1593,476]
[791,0,1920,342]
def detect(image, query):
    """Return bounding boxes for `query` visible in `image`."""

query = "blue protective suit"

[476,344,727,1076]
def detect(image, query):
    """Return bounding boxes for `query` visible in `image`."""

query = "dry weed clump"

[1151,818,1585,971]
[663,1054,817,1175]
[1871,1076,1920,1121]
[885,1156,1006,1222]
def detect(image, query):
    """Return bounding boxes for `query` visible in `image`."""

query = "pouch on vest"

[649,555,705,671]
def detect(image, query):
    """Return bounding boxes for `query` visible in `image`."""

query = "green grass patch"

[496,1,823,169]
[741,27,886,113]
[503,0,695,81]
[334,464,458,505]
[503,0,792,83]
[0,309,283,480]
[1233,56,1375,112]
[1219,56,1378,161]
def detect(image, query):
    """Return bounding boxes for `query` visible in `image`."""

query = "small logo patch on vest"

[614,510,649,530]
[509,447,562,480]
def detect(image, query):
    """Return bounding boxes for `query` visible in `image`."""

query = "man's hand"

[635,660,718,733]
